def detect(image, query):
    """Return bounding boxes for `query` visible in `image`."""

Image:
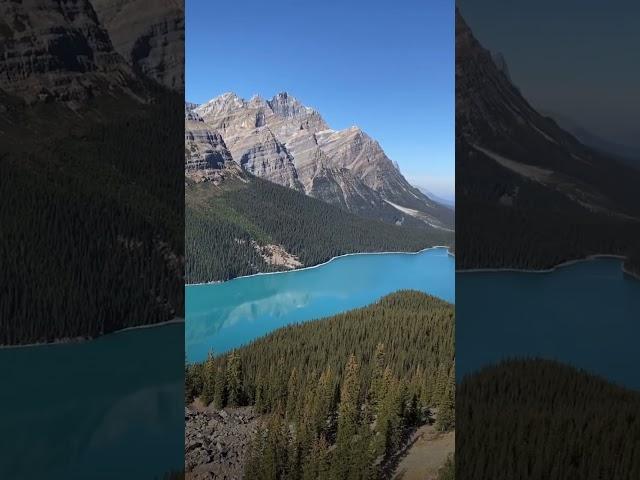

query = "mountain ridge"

[186,92,454,230]
[456,9,640,271]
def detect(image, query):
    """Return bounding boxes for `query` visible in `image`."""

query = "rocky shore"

[185,404,260,480]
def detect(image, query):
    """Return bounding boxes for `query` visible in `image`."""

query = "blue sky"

[186,0,455,200]
[458,0,640,148]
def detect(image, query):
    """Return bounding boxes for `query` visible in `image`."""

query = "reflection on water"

[0,323,184,479]
[457,259,640,390]
[186,248,455,362]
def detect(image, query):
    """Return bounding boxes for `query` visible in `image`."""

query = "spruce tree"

[369,342,386,410]
[333,355,361,479]
[202,352,217,406]
[285,367,300,420]
[213,363,227,409]
[436,368,455,432]
[226,350,243,407]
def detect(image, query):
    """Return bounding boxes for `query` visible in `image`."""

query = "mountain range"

[185,93,454,230]
[0,0,182,106]
[455,9,640,272]
[0,0,184,344]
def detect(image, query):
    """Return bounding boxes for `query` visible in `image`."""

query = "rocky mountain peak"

[187,90,454,230]
[195,92,245,118]
[267,92,314,118]
[248,94,267,107]
[0,0,138,104]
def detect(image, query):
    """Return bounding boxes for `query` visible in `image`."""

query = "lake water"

[0,323,184,480]
[186,247,455,363]
[457,258,640,390]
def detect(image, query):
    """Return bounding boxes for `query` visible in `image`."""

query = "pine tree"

[226,350,243,407]
[286,367,300,420]
[202,351,217,406]
[333,355,361,479]
[255,371,268,413]
[285,426,302,480]
[371,366,394,459]
[312,366,334,435]
[302,434,330,480]
[434,363,448,407]
[185,358,195,403]
[369,343,386,410]
[436,368,455,432]
[213,363,227,409]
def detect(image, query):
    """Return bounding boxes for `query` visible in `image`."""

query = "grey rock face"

[185,124,232,172]
[0,0,137,104]
[191,92,454,229]
[185,405,260,480]
[185,112,242,185]
[90,0,184,91]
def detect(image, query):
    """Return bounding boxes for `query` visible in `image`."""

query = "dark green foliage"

[0,93,184,345]
[185,198,272,282]
[187,291,455,479]
[456,138,640,272]
[435,367,455,432]
[457,359,640,479]
[226,350,243,407]
[333,355,361,479]
[185,176,453,283]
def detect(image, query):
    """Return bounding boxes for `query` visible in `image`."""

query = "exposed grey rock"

[192,92,454,229]
[185,404,260,480]
[90,0,184,91]
[0,0,139,104]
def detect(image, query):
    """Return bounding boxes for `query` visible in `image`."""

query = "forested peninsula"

[457,359,640,479]
[185,291,455,479]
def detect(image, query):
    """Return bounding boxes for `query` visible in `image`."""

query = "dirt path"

[392,425,454,480]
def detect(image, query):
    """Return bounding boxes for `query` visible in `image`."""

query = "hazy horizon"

[458,0,640,150]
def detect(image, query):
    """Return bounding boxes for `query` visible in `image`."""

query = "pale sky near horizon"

[186,0,455,201]
[458,0,640,149]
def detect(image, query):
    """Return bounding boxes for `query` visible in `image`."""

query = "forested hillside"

[456,12,640,273]
[456,142,640,273]
[457,359,640,479]
[186,291,455,479]
[186,175,453,283]
[0,92,184,345]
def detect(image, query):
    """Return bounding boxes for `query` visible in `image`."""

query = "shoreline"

[187,245,453,287]
[457,254,635,277]
[0,317,185,351]
[622,265,640,281]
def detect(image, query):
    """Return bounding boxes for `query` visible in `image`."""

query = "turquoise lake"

[457,258,640,390]
[186,247,455,363]
[0,323,184,480]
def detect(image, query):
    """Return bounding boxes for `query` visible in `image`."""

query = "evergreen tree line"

[185,176,453,283]
[457,359,640,479]
[186,202,274,282]
[186,291,455,479]
[456,138,640,273]
[0,92,184,345]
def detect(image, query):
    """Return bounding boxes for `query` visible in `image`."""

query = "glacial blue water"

[457,258,640,390]
[0,323,184,480]
[186,247,455,363]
